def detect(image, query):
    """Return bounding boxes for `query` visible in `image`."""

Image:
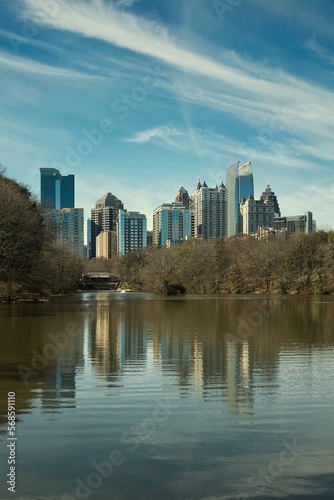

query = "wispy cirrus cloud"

[15,0,319,100]
[125,126,182,144]
[306,37,334,68]
[0,50,106,79]
[116,0,140,7]
[17,0,334,145]
[125,125,326,174]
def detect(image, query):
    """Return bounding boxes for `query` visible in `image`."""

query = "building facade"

[274,212,315,235]
[226,161,254,237]
[153,202,192,247]
[89,193,124,258]
[96,231,117,259]
[117,210,147,256]
[47,208,84,257]
[40,168,74,209]
[190,181,226,240]
[146,230,153,247]
[240,195,275,235]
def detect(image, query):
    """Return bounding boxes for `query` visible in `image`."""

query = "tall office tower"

[40,168,74,209]
[190,180,227,240]
[117,210,147,256]
[260,184,281,217]
[153,202,192,247]
[240,195,275,235]
[47,208,84,257]
[90,193,124,258]
[226,161,254,237]
[175,186,191,209]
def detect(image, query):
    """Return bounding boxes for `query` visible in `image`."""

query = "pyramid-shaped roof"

[95,192,122,208]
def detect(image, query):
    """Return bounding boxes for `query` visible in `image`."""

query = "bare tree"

[0,175,46,296]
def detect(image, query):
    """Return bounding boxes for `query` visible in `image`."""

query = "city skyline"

[0,1,333,230]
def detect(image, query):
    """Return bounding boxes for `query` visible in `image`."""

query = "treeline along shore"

[107,230,334,295]
[1,172,334,297]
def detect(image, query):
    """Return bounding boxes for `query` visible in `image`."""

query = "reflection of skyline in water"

[85,295,334,419]
[88,298,257,418]
[1,295,334,426]
[1,295,334,500]
[91,298,148,381]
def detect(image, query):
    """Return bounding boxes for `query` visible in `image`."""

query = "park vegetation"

[2,170,334,298]
[87,231,334,296]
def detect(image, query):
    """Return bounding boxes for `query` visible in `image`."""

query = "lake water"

[0,293,334,499]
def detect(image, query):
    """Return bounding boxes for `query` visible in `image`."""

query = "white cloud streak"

[116,0,140,7]
[306,37,334,67]
[128,124,324,164]
[125,126,183,145]
[0,50,105,79]
[17,0,334,147]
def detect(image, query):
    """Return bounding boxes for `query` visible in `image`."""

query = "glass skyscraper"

[40,168,74,209]
[226,161,254,237]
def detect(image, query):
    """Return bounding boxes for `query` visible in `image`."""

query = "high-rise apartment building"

[153,202,192,246]
[190,180,226,240]
[117,210,147,256]
[47,208,84,257]
[226,161,254,237]
[40,168,74,209]
[240,195,275,235]
[90,193,124,258]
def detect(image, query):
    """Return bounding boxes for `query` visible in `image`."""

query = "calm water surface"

[0,293,334,499]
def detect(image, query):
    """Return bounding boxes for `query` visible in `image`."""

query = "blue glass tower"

[226,161,254,237]
[60,174,75,209]
[40,168,74,209]
[153,203,192,246]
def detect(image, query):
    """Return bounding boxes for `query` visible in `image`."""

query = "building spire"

[260,184,281,216]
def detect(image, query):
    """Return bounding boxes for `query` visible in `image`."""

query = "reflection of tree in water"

[0,305,84,430]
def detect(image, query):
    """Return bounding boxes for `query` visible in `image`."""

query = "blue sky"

[0,0,334,231]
